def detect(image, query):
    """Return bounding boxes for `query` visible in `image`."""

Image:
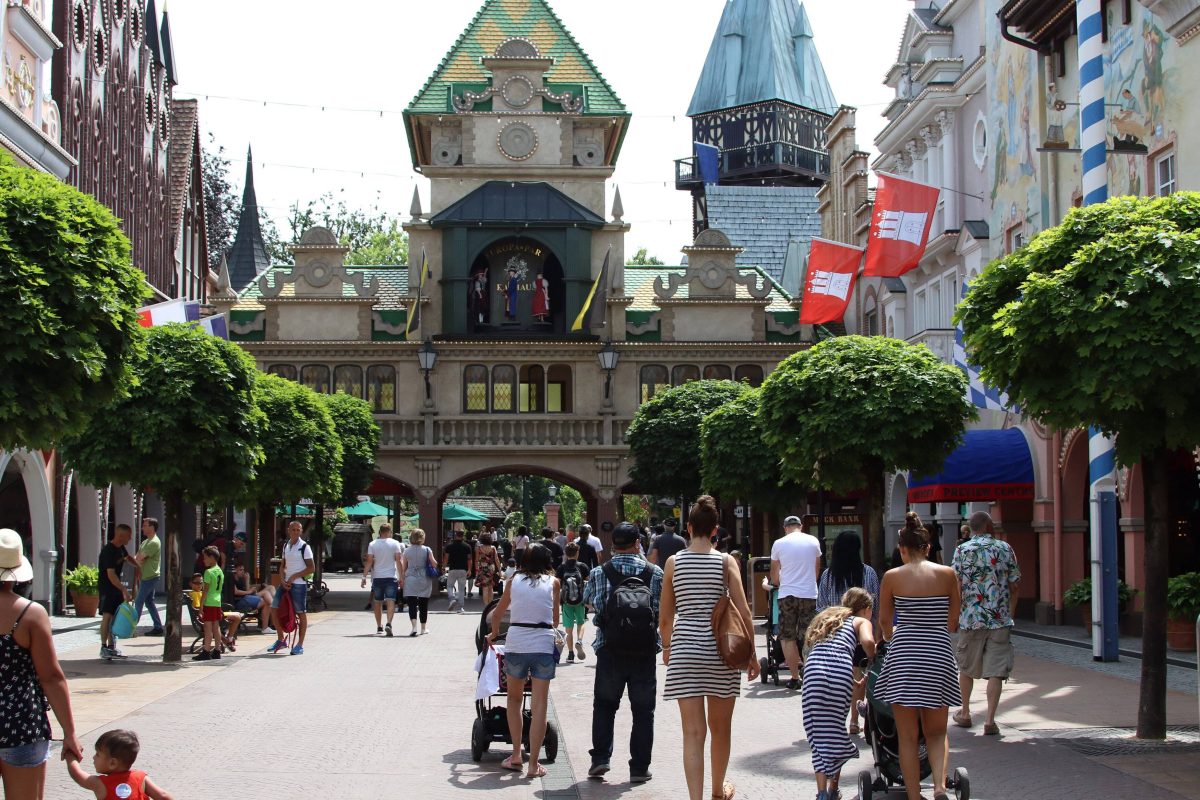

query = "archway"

[0,450,55,604]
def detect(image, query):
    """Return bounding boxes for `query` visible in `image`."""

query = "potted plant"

[63,564,100,618]
[1062,578,1137,632]
[1166,572,1200,652]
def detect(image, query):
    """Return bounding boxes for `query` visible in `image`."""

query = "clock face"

[498,122,538,161]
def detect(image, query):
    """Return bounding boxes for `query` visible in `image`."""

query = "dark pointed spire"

[226,146,271,293]
[159,7,178,85]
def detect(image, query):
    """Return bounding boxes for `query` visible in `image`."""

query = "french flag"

[199,314,229,340]
[137,299,200,328]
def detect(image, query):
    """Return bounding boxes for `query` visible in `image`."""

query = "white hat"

[0,529,33,583]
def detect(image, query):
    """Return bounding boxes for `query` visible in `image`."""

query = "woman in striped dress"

[660,496,758,800]
[802,588,877,800]
[876,512,962,800]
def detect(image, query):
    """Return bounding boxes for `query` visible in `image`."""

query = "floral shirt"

[951,534,1021,629]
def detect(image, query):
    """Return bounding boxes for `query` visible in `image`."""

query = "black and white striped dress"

[663,550,740,700]
[874,595,962,708]
[802,617,859,776]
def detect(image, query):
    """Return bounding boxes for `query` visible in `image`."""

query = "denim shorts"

[270,582,308,613]
[0,738,50,768]
[503,651,557,681]
[234,595,262,611]
[371,577,398,602]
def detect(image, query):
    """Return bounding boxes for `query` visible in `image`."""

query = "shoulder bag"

[710,560,753,669]
[425,546,440,579]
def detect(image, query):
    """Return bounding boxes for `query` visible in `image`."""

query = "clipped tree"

[627,380,752,499]
[957,193,1200,739]
[61,325,265,662]
[0,152,148,452]
[321,392,380,505]
[760,336,972,570]
[700,388,803,513]
[628,247,664,266]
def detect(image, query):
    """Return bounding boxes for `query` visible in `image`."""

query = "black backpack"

[600,562,657,655]
[561,564,586,606]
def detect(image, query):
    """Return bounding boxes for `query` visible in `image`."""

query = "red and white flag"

[863,173,941,277]
[137,298,200,328]
[800,238,864,325]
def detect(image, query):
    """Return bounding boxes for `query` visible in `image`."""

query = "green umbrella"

[275,504,312,516]
[442,503,489,522]
[341,500,392,517]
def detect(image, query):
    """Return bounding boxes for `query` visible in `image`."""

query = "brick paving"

[40,577,1199,800]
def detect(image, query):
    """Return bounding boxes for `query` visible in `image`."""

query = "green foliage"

[0,152,148,452]
[344,217,409,266]
[61,324,265,505]
[454,474,557,514]
[1167,572,1200,620]
[623,494,651,525]
[557,485,584,530]
[628,247,664,266]
[759,336,972,490]
[1062,577,1138,609]
[957,193,1200,464]
[700,389,802,511]
[627,380,753,498]
[321,392,380,504]
[63,564,99,594]
[267,194,409,267]
[201,135,239,270]
[242,373,342,507]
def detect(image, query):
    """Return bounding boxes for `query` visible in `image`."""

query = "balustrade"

[376,415,632,449]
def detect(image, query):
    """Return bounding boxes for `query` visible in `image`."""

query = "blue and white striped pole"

[1078,0,1120,662]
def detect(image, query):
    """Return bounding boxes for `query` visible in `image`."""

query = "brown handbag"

[711,594,753,669]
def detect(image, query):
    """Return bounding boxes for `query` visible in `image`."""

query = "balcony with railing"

[377,415,635,450]
[675,141,831,191]
[906,328,957,366]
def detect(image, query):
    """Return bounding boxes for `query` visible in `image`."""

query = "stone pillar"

[934,502,960,564]
[1033,521,1058,624]
[112,486,136,536]
[596,496,619,550]
[418,494,443,563]
[1119,517,1145,615]
[543,502,561,533]
[937,110,958,229]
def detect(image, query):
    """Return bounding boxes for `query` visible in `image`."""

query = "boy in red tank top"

[66,729,174,799]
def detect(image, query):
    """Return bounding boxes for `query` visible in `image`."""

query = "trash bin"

[269,557,282,588]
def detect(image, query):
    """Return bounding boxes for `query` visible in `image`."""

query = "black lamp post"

[597,340,619,401]
[417,339,438,401]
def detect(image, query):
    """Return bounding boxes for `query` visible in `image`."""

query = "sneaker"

[99,646,113,659]
[192,650,211,661]
[108,647,127,659]
[630,770,653,783]
[786,677,801,691]
[290,645,304,655]
[385,624,393,637]
[377,626,384,635]
[409,630,418,637]
[145,628,164,637]
[458,607,465,614]
[567,651,575,663]
[211,650,221,659]
[447,602,458,612]
[575,642,586,661]
[588,762,610,779]
[268,640,288,654]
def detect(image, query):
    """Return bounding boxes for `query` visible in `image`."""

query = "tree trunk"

[1137,447,1170,739]
[865,462,887,572]
[162,489,184,663]
[314,503,325,586]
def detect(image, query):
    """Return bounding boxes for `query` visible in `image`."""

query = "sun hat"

[0,529,34,583]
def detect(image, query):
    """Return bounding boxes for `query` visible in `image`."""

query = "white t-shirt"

[367,537,403,580]
[514,534,530,552]
[770,531,821,599]
[282,538,311,585]
[586,534,603,555]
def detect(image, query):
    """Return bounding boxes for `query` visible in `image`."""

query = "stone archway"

[885,471,909,558]
[0,449,55,603]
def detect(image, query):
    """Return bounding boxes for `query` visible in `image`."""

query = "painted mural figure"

[1141,19,1165,123]
[532,271,550,322]
[505,267,519,320]
[470,268,489,325]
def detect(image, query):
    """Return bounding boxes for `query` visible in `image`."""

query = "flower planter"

[71,591,99,618]
[1166,617,1196,652]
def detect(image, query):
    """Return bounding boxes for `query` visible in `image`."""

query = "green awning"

[275,504,312,516]
[341,500,392,518]
[442,503,490,522]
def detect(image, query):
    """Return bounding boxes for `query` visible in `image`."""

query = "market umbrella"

[442,503,489,522]
[275,504,312,516]
[341,500,392,517]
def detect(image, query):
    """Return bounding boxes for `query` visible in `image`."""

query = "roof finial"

[611,186,624,223]
[410,186,423,220]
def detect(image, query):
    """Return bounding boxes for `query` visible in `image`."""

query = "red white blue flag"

[137,298,200,328]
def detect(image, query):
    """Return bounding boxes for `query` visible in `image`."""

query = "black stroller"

[757,585,784,686]
[856,643,970,800]
[470,598,559,763]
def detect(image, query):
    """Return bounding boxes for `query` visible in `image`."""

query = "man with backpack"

[581,522,663,783]
[268,521,315,656]
[556,542,589,662]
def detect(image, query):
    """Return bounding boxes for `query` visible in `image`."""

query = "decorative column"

[936,110,958,229]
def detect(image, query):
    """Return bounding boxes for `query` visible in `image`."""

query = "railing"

[675,142,831,189]
[378,417,425,447]
[376,415,635,449]
[907,328,957,365]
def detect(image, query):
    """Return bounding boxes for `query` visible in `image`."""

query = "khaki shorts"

[778,596,817,642]
[956,627,1015,680]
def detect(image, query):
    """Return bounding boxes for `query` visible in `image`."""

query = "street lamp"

[597,340,619,402]
[417,339,438,401]
[547,484,558,500]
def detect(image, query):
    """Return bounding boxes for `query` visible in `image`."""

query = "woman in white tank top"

[486,543,561,779]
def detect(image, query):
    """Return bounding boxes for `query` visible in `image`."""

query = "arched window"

[366,365,395,413]
[333,365,364,399]
[519,365,545,413]
[492,365,516,413]
[547,364,572,413]
[464,365,489,413]
[672,365,700,386]
[734,365,764,387]
[267,364,297,381]
[640,365,669,404]
[300,365,330,394]
[703,364,732,381]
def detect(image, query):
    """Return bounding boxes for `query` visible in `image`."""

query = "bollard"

[41,549,59,616]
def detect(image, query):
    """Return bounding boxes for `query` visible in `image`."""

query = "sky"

[166,0,911,264]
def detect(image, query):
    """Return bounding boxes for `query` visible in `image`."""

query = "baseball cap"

[611,522,640,547]
[783,515,803,527]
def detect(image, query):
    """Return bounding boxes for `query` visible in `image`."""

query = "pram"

[856,642,970,800]
[756,584,785,686]
[470,598,559,764]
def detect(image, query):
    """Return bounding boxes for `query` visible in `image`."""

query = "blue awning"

[908,428,1034,503]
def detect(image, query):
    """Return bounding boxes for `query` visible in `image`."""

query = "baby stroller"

[470,598,559,764]
[856,642,970,800]
[757,584,784,686]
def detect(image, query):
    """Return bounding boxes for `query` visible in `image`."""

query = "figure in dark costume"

[470,269,489,325]
[505,267,519,320]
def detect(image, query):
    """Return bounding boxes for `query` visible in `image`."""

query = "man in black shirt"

[444,530,474,613]
[647,519,686,568]
[539,526,564,568]
[98,524,133,659]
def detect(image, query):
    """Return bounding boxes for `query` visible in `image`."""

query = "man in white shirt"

[361,524,404,636]
[769,515,822,690]
[268,521,315,655]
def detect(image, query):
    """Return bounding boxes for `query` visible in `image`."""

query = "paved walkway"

[42,577,1200,800]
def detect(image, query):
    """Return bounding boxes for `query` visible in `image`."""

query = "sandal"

[500,755,524,772]
[848,723,861,735]
[526,764,547,778]
[952,711,973,728]
[983,722,1000,735]
[711,781,736,800]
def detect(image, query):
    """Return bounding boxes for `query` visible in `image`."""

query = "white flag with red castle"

[863,173,941,278]
[800,238,864,325]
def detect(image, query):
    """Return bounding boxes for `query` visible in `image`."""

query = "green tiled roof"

[407,0,627,116]
[623,265,794,312]
[233,265,410,311]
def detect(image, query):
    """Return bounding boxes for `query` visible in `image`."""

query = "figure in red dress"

[532,271,550,322]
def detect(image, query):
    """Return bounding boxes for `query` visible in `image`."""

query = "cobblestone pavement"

[41,579,1199,800]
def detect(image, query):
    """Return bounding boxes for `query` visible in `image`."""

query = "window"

[267,364,297,381]
[1005,222,1024,254]
[333,365,363,399]
[366,365,395,413]
[914,289,927,334]
[703,365,732,381]
[640,365,669,404]
[464,365,489,412]
[972,114,987,170]
[734,365,764,387]
[492,365,516,412]
[928,281,942,328]
[1156,152,1176,196]
[519,365,544,413]
[300,365,330,394]
[547,365,572,413]
[942,274,958,328]
[672,365,700,386]
[864,309,879,337]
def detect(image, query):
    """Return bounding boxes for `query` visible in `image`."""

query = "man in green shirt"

[133,517,164,635]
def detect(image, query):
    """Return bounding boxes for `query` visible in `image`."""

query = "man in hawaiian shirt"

[951,511,1021,735]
